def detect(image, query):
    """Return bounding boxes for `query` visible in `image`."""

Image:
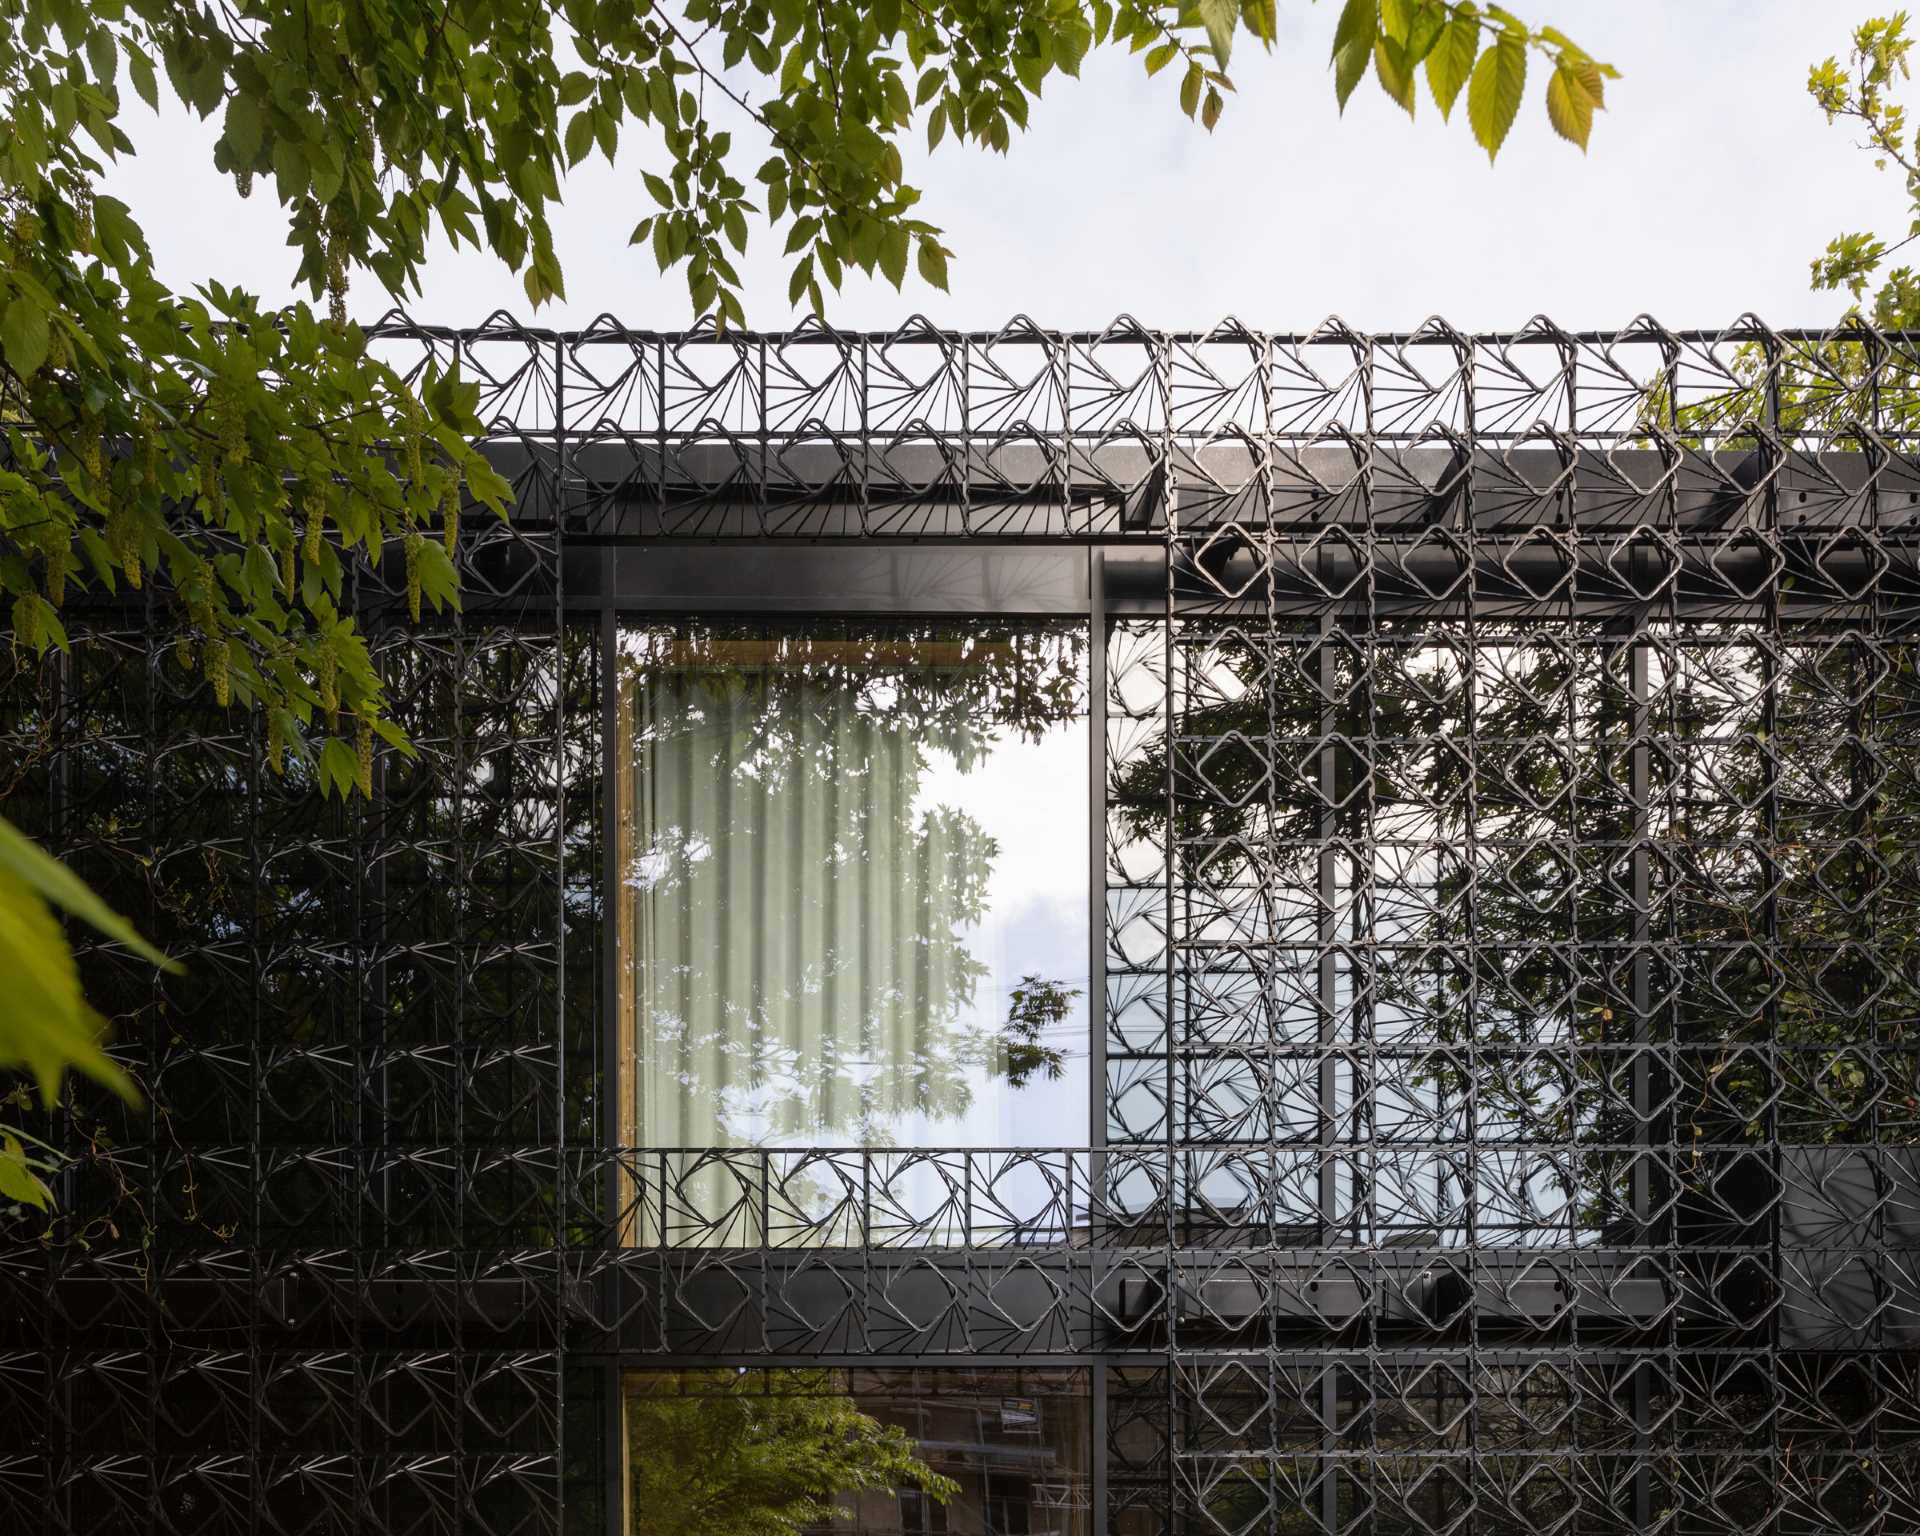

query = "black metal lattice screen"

[4,317,1920,1536]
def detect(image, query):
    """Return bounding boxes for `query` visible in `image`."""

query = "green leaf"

[780,40,810,94]
[916,240,948,291]
[1055,15,1092,75]
[1467,25,1527,162]
[319,737,356,799]
[784,215,819,255]
[1374,35,1417,117]
[0,818,175,972]
[643,171,675,208]
[1545,61,1594,149]
[564,110,594,167]
[1181,63,1203,118]
[414,538,459,611]
[86,28,118,90]
[558,71,595,107]
[0,864,136,1106]
[1,297,50,378]
[879,225,909,287]
[271,134,309,199]
[1424,10,1480,120]
[1144,42,1179,78]
[1570,55,1609,110]
[1403,1,1447,63]
[1330,0,1375,111]
[310,141,345,202]
[128,49,158,111]
[1331,0,1376,61]
[1197,0,1238,64]
[0,1135,50,1210]
[223,91,262,162]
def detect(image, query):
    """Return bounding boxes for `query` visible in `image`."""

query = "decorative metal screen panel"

[4,316,1920,1536]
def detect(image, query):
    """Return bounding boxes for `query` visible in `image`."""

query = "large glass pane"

[623,1367,1091,1535]
[616,620,1090,1154]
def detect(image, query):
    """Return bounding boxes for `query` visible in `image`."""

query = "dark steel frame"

[5,315,1920,1536]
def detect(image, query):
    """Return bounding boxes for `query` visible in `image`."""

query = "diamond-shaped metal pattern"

[6,316,1920,1535]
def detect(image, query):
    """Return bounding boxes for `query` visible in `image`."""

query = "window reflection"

[623,1367,1091,1536]
[616,621,1089,1156]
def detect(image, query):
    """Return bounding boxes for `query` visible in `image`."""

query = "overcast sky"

[111,3,1897,334]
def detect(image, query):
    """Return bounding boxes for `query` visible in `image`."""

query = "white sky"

[106,2,1900,334]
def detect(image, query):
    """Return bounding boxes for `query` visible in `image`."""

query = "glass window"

[615,620,1090,1153]
[622,1367,1091,1536]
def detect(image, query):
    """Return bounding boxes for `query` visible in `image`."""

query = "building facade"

[5,316,1920,1534]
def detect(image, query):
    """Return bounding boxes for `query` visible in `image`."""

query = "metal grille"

[4,317,1920,1536]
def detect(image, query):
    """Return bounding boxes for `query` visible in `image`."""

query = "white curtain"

[620,652,989,1162]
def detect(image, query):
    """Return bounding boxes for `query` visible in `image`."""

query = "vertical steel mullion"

[1159,328,1181,1536]
[1761,331,1788,1512]
[962,331,974,537]
[552,331,571,1536]
[1316,590,1340,1233]
[1357,342,1381,1536]
[354,546,380,1532]
[1090,550,1109,1263]
[48,584,75,1536]
[1457,335,1483,1536]
[141,595,157,1536]
[600,598,621,1252]
[449,446,469,1527]
[655,336,668,517]
[1864,333,1891,1513]
[1636,339,1683,1531]
[1313,399,1349,1536]
[248,587,265,1536]
[858,334,870,538]
[1091,1355,1108,1536]
[603,1364,625,1536]
[757,334,769,536]
[1629,623,1653,1535]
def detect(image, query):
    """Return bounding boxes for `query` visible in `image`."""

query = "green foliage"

[0,0,1612,776]
[1640,13,1920,448]
[1807,12,1920,326]
[1000,972,1079,1090]
[0,812,175,1211]
[626,1370,957,1536]
[1331,2,1612,154]
[0,0,1606,1219]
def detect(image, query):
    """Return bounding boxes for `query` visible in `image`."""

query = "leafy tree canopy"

[0,0,1609,1212]
[1810,11,1920,325]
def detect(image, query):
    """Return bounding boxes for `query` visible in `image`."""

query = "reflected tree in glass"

[616,621,1087,1149]
[625,1369,956,1536]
